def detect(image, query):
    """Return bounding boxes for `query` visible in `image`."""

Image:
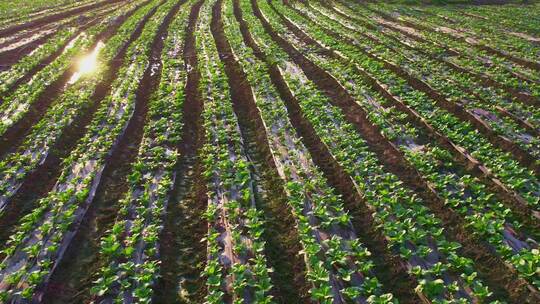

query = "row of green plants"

[222,0,394,302]
[392,2,540,37]
[0,0,96,29]
[246,0,493,302]
[333,0,540,128]
[272,0,540,291]
[361,0,540,68]
[0,0,119,44]
[357,1,540,99]
[0,24,78,94]
[0,0,174,301]
[457,2,540,35]
[0,7,85,52]
[0,0,156,213]
[420,3,540,76]
[396,2,540,65]
[284,0,540,211]
[198,1,274,302]
[0,0,127,96]
[0,1,136,136]
[305,1,540,168]
[90,1,190,302]
[341,0,540,91]
[320,1,540,129]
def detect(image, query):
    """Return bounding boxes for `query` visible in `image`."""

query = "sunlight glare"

[69,41,104,84]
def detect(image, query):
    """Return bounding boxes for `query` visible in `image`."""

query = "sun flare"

[69,41,104,84]
[78,52,98,74]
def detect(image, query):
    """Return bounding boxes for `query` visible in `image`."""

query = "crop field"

[0,0,539,303]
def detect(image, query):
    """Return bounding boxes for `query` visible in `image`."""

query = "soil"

[211,1,311,301]
[152,1,209,303]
